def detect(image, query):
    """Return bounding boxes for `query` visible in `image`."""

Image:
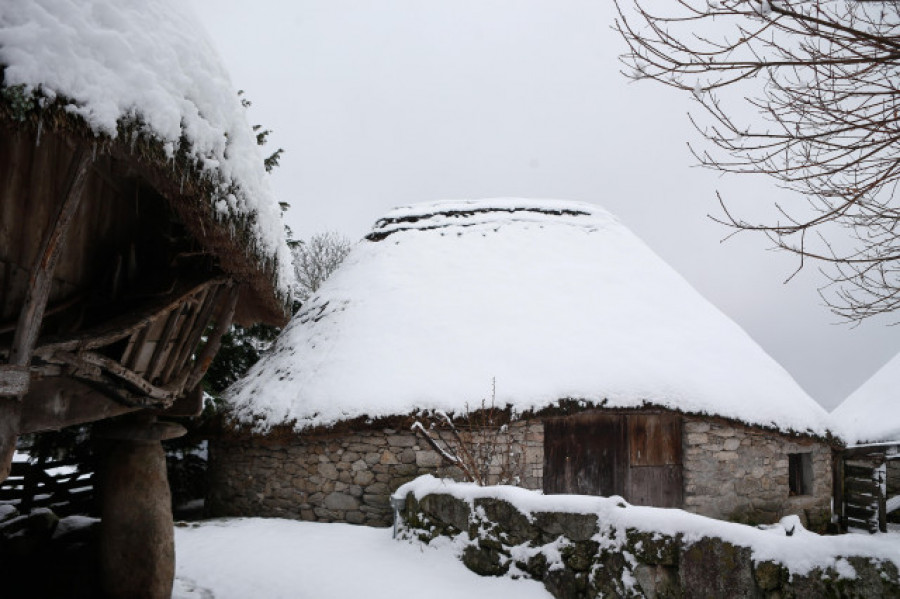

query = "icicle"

[35,120,42,147]
[92,141,97,162]
[130,130,137,153]
[180,173,185,194]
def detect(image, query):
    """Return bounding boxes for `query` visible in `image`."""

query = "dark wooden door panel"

[627,465,683,508]
[627,413,682,466]
[543,414,626,497]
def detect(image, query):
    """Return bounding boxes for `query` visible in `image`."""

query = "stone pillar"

[97,416,185,599]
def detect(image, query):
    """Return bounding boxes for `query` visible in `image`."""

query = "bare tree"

[614,0,900,321]
[411,382,523,486]
[293,232,353,302]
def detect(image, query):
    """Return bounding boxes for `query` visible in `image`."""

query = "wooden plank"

[845,477,880,496]
[628,413,682,466]
[844,504,878,521]
[846,464,878,479]
[8,149,91,373]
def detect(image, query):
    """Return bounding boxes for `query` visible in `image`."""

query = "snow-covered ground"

[173,518,550,599]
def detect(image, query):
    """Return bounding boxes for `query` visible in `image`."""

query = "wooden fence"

[0,457,95,517]
[836,444,898,534]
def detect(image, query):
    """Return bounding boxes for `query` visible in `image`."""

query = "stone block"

[723,438,741,451]
[416,451,442,468]
[419,493,471,532]
[474,498,536,545]
[345,511,366,525]
[679,537,755,598]
[625,530,680,566]
[462,544,509,577]
[380,451,400,465]
[323,492,359,511]
[533,512,598,542]
[354,470,375,486]
[633,564,681,599]
[387,435,417,448]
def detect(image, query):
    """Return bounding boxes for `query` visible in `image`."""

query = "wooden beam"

[184,283,239,391]
[73,351,179,402]
[32,276,225,357]
[17,377,136,435]
[8,149,91,373]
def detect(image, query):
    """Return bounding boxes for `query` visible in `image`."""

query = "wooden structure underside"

[0,121,242,478]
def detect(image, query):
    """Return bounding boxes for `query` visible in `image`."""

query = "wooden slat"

[846,464,877,479]
[145,304,185,383]
[184,283,239,390]
[845,477,880,496]
[158,290,207,384]
[844,504,878,521]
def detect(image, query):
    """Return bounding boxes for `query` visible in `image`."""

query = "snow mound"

[0,0,294,297]
[227,198,831,436]
[833,352,900,444]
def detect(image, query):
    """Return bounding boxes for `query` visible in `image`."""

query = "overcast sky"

[189,0,900,410]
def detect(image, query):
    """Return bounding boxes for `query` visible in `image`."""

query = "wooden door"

[626,414,683,507]
[543,413,626,497]
[543,412,683,508]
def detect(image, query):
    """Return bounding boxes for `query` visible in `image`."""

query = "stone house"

[209,199,837,528]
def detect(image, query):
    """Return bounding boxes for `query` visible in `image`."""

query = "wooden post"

[97,415,185,599]
[0,404,18,481]
[833,451,845,532]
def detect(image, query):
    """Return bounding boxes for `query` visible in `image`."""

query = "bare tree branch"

[614,0,900,321]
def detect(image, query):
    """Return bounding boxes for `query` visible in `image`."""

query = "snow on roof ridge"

[226,199,833,437]
[368,198,616,241]
[0,0,295,302]
[832,352,900,444]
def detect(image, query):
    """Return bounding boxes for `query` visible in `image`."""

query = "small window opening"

[788,453,813,496]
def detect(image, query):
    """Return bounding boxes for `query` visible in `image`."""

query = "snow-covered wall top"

[228,199,832,437]
[0,0,294,299]
[832,352,900,444]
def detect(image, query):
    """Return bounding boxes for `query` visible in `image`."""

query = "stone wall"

[682,417,832,528]
[208,413,834,529]
[397,486,900,599]
[206,421,544,526]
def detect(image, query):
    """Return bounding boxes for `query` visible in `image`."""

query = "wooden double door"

[543,412,683,508]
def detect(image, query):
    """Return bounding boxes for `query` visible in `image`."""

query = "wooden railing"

[0,458,95,517]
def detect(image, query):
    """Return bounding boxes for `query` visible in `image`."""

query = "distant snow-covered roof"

[227,199,832,436]
[832,353,900,444]
[0,0,294,305]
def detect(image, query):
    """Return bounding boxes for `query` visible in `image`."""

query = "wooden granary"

[0,2,293,596]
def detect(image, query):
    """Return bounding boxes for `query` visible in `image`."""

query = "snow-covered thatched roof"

[227,199,832,437]
[0,0,294,321]
[832,353,900,445]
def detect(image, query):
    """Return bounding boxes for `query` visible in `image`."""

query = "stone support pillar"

[97,415,185,599]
